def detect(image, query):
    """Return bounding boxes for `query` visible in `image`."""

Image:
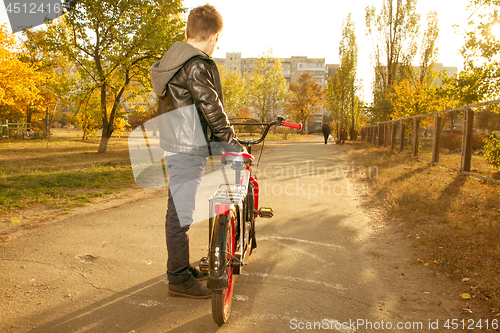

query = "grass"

[342,141,500,311]
[0,129,136,213]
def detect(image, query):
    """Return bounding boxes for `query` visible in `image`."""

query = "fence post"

[461,108,474,172]
[383,123,387,147]
[6,119,9,139]
[412,117,420,157]
[399,119,404,152]
[378,123,383,146]
[432,114,442,164]
[391,121,396,150]
[372,126,377,145]
[385,123,391,148]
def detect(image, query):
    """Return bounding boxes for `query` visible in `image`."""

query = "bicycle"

[201,116,302,326]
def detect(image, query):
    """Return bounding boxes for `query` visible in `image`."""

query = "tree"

[218,66,247,117]
[365,0,420,121]
[454,0,500,102]
[43,0,185,153]
[246,50,288,122]
[386,11,449,119]
[418,11,439,85]
[286,73,324,133]
[235,107,258,134]
[21,28,76,131]
[0,24,46,125]
[327,13,363,142]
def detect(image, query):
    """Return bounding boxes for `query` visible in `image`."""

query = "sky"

[0,0,475,101]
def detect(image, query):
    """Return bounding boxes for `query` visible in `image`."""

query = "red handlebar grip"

[282,122,303,131]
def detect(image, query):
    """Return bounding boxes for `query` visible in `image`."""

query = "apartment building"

[213,53,332,130]
[216,53,330,88]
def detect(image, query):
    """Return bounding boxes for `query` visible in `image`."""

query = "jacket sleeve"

[185,58,237,144]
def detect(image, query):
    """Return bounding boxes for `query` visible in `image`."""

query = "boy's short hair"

[186,4,223,42]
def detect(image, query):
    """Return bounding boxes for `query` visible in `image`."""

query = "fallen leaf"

[399,222,405,227]
[431,260,439,266]
[461,293,471,299]
[462,277,470,282]
[417,259,423,263]
[423,263,429,267]
[11,220,20,223]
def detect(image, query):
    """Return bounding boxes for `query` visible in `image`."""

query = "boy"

[150,4,242,298]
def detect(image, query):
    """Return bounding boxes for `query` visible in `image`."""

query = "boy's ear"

[210,32,219,45]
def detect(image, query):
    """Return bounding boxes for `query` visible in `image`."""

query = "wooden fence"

[360,100,500,185]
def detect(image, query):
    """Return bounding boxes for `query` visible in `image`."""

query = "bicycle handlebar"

[231,116,303,146]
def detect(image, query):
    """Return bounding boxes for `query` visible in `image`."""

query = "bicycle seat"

[221,152,254,165]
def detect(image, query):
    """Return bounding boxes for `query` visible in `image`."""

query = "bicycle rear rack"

[209,184,247,206]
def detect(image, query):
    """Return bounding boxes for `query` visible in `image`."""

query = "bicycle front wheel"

[212,212,236,326]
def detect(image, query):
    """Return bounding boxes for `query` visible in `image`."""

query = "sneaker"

[168,274,211,299]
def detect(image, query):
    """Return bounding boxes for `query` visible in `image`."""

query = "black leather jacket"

[150,42,239,156]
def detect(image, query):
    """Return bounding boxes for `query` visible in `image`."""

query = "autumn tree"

[42,0,185,153]
[235,107,258,134]
[286,73,324,133]
[0,24,46,125]
[246,50,288,122]
[386,11,453,119]
[21,28,76,131]
[218,66,247,117]
[365,0,420,121]
[327,13,363,142]
[450,0,500,103]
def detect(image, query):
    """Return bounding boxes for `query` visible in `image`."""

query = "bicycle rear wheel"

[212,212,236,326]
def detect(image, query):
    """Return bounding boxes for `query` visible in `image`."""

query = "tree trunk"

[97,128,112,154]
[26,105,33,125]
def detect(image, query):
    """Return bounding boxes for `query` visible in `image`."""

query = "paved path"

[0,137,472,332]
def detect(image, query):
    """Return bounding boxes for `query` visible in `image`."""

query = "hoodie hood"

[150,41,209,96]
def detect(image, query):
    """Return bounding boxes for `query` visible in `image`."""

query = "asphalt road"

[0,137,474,332]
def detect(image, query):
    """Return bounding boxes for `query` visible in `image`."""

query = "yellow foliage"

[387,78,458,122]
[113,114,129,138]
[0,24,46,109]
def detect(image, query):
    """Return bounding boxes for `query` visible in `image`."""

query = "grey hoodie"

[150,41,208,97]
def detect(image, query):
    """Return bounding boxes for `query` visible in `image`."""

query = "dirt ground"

[0,137,496,332]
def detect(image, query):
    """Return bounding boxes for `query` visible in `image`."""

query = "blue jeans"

[165,154,207,283]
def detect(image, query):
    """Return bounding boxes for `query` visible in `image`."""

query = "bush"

[483,131,500,171]
[440,132,462,151]
[273,126,294,140]
[472,133,488,151]
[440,131,487,152]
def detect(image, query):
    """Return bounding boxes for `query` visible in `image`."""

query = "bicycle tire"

[212,212,236,326]
[246,185,256,255]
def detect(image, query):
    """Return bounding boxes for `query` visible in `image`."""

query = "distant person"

[321,122,331,144]
[150,4,243,299]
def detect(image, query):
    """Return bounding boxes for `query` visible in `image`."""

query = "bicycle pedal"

[199,257,209,273]
[255,207,274,218]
